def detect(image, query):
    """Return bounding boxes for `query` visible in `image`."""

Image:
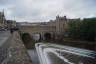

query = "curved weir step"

[35,43,96,64]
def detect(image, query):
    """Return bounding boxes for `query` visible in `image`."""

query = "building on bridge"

[17,15,79,40]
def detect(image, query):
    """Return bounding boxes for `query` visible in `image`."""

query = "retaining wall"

[0,31,32,64]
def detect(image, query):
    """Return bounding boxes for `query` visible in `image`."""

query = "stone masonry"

[0,31,32,64]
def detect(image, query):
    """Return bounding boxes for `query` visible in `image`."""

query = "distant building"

[0,11,6,28]
[0,10,17,29]
[16,22,33,26]
[6,20,16,29]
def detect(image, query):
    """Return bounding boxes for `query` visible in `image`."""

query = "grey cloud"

[0,0,96,22]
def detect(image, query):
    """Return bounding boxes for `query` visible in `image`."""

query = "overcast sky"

[0,0,96,22]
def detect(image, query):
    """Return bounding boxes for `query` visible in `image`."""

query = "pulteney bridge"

[18,25,56,40]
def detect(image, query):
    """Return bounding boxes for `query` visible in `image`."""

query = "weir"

[35,43,96,64]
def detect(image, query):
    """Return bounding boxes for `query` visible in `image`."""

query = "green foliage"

[80,18,96,41]
[67,19,81,38]
[67,18,96,41]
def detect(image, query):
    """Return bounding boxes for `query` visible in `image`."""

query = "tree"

[80,18,96,41]
[67,17,96,41]
[67,19,81,39]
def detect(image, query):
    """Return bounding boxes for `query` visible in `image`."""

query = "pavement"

[0,31,10,46]
[0,31,32,64]
[0,31,11,63]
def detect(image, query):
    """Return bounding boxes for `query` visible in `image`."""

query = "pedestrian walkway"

[0,31,10,46]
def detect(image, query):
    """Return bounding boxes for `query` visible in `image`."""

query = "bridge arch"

[21,33,32,44]
[44,32,52,40]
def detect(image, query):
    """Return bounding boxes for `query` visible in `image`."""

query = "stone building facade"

[45,15,69,38]
[0,11,6,28]
[18,15,70,39]
[0,11,16,29]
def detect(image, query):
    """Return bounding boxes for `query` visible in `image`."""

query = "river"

[27,43,96,64]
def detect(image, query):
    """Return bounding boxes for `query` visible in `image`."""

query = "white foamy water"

[35,43,96,64]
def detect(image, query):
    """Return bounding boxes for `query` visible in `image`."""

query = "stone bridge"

[18,25,56,40]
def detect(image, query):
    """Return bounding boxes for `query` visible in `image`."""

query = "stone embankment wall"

[0,32,32,64]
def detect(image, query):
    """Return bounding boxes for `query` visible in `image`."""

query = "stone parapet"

[0,31,32,64]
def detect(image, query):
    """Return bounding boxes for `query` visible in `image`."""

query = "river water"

[27,43,96,64]
[35,43,96,64]
[27,49,40,64]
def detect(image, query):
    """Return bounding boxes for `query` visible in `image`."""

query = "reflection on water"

[32,34,40,41]
[27,50,40,64]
